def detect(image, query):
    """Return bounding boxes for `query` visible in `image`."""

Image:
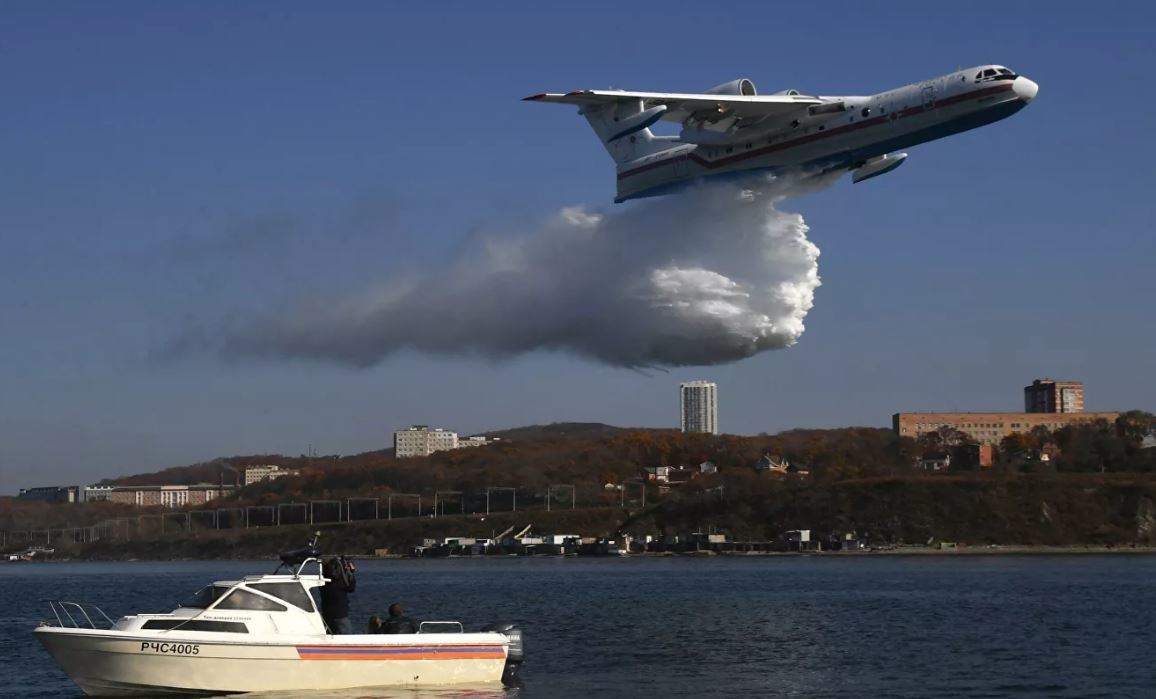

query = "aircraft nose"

[1013,76,1039,102]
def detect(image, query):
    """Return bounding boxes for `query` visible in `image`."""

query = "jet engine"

[704,78,757,96]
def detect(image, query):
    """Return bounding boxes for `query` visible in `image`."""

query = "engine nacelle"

[852,153,908,183]
[704,78,757,96]
[607,104,668,142]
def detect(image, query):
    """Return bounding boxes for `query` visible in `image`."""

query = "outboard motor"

[483,623,524,686]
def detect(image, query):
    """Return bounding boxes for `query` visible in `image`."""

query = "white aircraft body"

[525,65,1038,202]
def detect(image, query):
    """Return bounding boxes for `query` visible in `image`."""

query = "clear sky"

[2,2,1153,494]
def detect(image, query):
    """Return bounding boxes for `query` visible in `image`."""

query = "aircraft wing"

[524,89,822,122]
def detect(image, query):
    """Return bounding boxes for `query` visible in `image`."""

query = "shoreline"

[11,544,1156,564]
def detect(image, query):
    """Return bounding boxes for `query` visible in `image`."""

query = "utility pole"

[485,487,516,515]
[434,491,463,517]
[547,484,576,512]
[387,493,422,520]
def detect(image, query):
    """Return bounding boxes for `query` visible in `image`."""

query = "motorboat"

[7,545,55,562]
[34,545,524,696]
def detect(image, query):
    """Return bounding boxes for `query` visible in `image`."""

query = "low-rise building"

[243,464,298,486]
[394,426,459,458]
[783,529,816,551]
[82,485,114,502]
[754,455,808,476]
[109,484,232,508]
[17,486,80,503]
[919,452,952,471]
[457,435,498,449]
[893,411,1121,446]
[642,466,671,483]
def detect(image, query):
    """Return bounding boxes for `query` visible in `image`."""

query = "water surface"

[2,556,1154,698]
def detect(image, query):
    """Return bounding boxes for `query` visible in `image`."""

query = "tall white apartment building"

[394,426,459,458]
[680,381,719,435]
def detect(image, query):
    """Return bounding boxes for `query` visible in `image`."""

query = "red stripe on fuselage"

[617,83,1015,181]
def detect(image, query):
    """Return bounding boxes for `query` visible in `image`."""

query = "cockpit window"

[213,588,288,612]
[249,582,315,613]
[181,585,230,609]
[976,67,1019,83]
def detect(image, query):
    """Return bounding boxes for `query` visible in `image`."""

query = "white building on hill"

[394,426,459,458]
[244,464,298,486]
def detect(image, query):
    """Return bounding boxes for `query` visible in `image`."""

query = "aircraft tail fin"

[579,99,678,165]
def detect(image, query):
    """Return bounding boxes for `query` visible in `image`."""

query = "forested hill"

[101,425,911,497]
[104,422,628,487]
[100,412,1156,500]
[483,422,625,441]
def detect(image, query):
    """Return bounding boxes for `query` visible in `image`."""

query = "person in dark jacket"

[319,556,356,634]
[380,603,418,634]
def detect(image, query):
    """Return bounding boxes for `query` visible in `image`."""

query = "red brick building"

[893,411,1120,446]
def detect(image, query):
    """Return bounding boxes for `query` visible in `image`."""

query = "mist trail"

[217,176,833,368]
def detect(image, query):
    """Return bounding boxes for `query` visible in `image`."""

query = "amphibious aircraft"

[525,65,1038,202]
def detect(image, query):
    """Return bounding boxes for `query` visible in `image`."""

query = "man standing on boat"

[320,556,356,634]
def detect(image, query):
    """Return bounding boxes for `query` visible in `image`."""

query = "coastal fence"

[0,481,625,548]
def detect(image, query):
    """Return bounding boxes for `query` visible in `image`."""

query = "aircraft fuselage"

[613,65,1038,202]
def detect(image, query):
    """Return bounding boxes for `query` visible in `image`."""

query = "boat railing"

[295,557,324,579]
[42,600,115,629]
[418,620,464,634]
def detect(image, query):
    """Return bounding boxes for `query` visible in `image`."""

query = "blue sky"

[1,2,1153,494]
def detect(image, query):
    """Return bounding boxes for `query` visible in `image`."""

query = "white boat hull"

[36,627,509,696]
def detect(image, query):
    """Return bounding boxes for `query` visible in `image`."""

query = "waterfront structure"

[108,484,231,508]
[1024,378,1084,414]
[244,464,298,486]
[680,381,718,434]
[893,411,1120,446]
[394,426,459,458]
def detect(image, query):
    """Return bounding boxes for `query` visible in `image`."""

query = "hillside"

[104,423,627,487]
[11,415,1156,552]
[482,422,626,441]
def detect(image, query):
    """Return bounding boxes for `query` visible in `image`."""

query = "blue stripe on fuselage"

[615,99,1028,202]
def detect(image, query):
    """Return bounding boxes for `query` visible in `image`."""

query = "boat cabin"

[113,571,330,636]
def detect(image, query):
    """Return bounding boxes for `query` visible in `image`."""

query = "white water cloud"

[214,177,826,368]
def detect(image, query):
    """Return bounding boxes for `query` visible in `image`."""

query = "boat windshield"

[181,585,232,609]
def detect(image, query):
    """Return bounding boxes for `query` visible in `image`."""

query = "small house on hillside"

[754,454,809,476]
[919,452,951,471]
[642,466,670,483]
[665,464,703,485]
